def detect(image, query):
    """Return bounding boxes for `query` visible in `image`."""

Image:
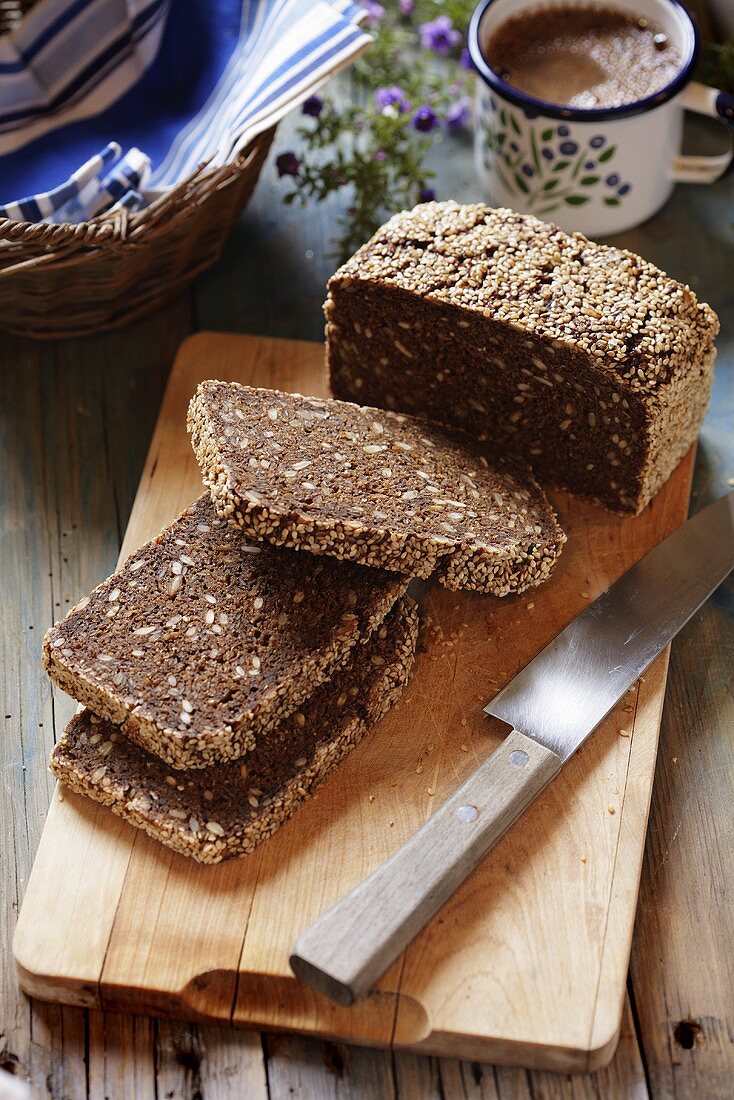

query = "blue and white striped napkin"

[0,0,371,223]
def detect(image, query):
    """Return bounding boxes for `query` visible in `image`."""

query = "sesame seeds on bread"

[187,380,566,594]
[329,201,718,390]
[43,495,407,770]
[50,597,419,863]
[325,201,718,514]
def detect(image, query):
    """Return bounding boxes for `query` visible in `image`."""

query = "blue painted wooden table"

[1,76,732,1100]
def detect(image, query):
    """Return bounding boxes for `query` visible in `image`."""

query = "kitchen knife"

[290,492,734,1007]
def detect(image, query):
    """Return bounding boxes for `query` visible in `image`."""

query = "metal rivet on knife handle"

[290,729,562,1007]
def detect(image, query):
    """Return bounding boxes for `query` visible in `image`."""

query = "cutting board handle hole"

[673,1019,706,1049]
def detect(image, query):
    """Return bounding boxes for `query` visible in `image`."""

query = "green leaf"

[510,113,521,135]
[513,172,530,194]
[553,160,570,172]
[543,179,560,191]
[499,108,507,127]
[580,175,600,186]
[541,128,554,142]
[698,41,734,95]
[529,129,541,174]
[497,131,507,145]
[572,157,584,180]
[564,195,590,205]
[598,145,617,163]
[495,166,515,195]
[603,197,621,206]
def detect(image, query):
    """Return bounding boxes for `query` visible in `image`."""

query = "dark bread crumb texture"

[43,495,406,770]
[50,597,419,863]
[188,380,565,594]
[325,201,718,514]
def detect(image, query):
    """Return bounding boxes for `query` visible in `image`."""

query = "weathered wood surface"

[14,332,692,1074]
[2,21,733,1097]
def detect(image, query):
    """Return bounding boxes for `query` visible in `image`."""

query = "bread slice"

[50,597,418,863]
[43,495,407,770]
[188,380,565,594]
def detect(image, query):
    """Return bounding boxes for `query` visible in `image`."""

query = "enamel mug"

[469,0,734,235]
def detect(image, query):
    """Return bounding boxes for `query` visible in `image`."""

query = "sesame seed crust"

[188,380,565,595]
[329,201,718,391]
[49,598,419,864]
[42,495,407,770]
[326,202,718,514]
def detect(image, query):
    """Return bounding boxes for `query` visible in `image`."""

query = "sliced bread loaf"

[188,380,565,594]
[43,495,407,770]
[326,202,719,514]
[50,597,419,863]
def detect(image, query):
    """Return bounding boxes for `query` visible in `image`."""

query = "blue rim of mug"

[468,0,701,122]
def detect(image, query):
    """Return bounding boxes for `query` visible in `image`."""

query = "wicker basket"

[0,2,275,339]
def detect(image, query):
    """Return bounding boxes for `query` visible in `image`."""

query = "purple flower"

[585,160,595,170]
[412,104,440,132]
[374,85,410,115]
[606,172,621,187]
[302,94,323,118]
[446,97,470,132]
[521,163,534,177]
[541,147,554,161]
[398,0,413,12]
[363,1,384,23]
[460,47,474,70]
[590,134,606,148]
[374,149,387,162]
[419,15,461,56]
[510,141,519,153]
[618,183,631,195]
[559,140,578,155]
[557,124,570,137]
[276,151,300,177]
[419,187,436,202]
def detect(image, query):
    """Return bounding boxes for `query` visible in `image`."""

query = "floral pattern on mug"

[479,95,633,214]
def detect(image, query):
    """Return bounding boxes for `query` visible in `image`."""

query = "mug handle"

[671,81,734,183]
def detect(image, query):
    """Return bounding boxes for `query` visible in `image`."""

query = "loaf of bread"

[43,496,406,770]
[50,598,418,863]
[326,202,718,514]
[188,380,565,594]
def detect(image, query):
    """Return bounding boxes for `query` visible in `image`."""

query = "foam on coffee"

[484,5,682,110]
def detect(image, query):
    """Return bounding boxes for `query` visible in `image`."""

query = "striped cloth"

[0,142,150,222]
[0,0,371,223]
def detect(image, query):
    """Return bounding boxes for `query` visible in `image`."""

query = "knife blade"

[486,490,734,758]
[290,493,734,1007]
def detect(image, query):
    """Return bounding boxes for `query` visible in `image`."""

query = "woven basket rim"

[0,125,275,338]
[0,0,278,337]
[0,140,266,245]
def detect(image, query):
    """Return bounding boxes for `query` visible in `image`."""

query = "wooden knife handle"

[290,729,562,1006]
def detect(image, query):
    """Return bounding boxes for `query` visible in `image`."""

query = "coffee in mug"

[469,0,734,236]
[484,5,682,110]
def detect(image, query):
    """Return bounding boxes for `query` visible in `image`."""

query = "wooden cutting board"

[15,332,693,1073]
